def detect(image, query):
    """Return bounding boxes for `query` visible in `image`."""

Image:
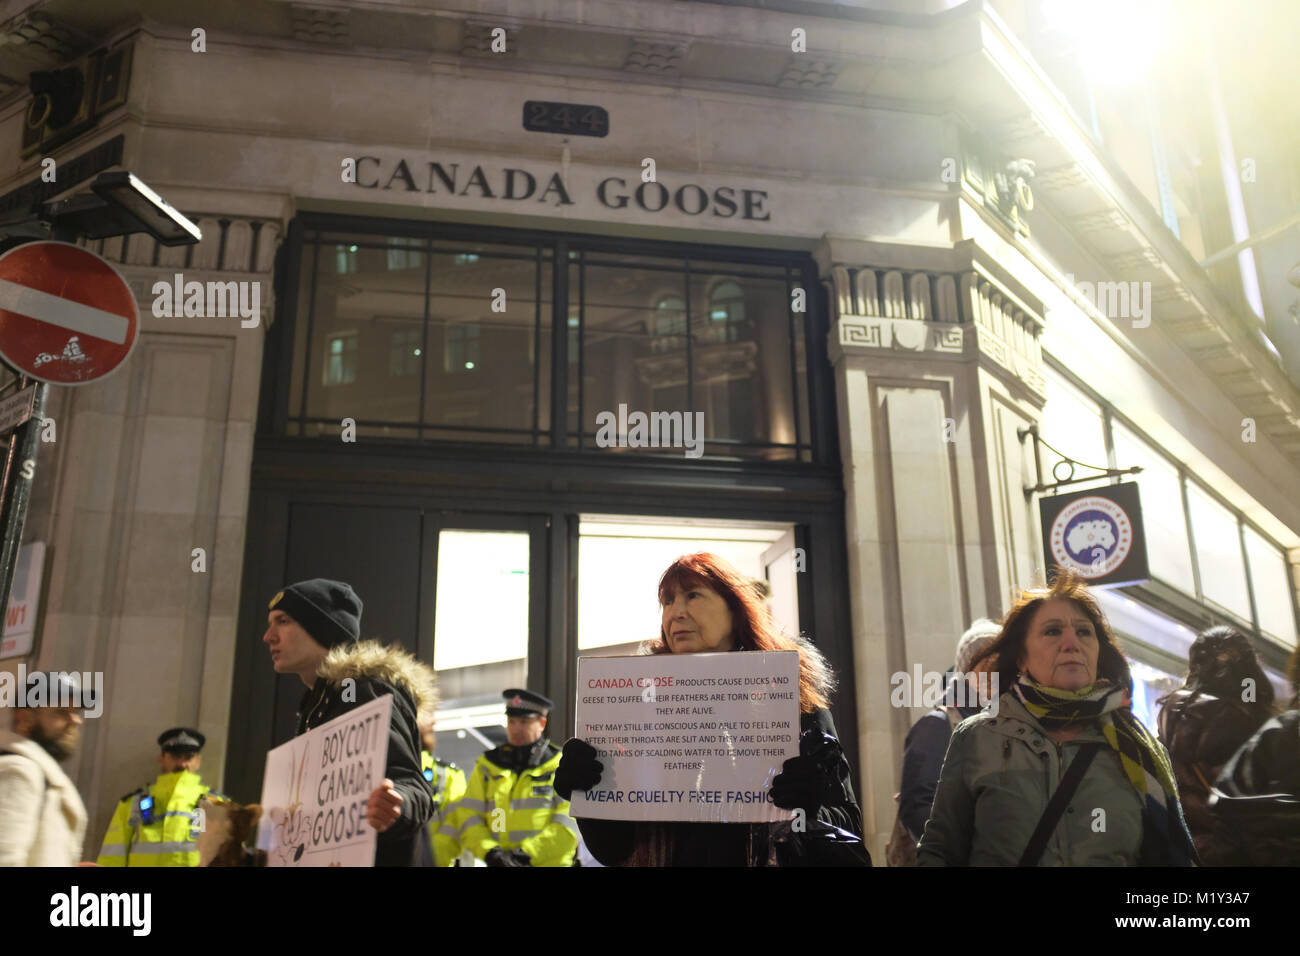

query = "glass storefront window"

[573,254,801,458]
[323,333,357,386]
[1111,422,1196,594]
[1130,659,1183,736]
[431,528,522,697]
[336,244,357,275]
[385,237,424,272]
[1042,369,1109,479]
[290,233,551,443]
[1243,526,1297,646]
[388,328,421,378]
[289,229,815,458]
[1049,364,1297,656]
[1186,484,1253,622]
[422,252,545,438]
[576,517,797,656]
[299,241,429,431]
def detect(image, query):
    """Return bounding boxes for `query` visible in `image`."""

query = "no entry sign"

[0,240,139,385]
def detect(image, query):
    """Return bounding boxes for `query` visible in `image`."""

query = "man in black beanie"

[263,578,434,866]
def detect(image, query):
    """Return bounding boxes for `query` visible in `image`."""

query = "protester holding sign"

[554,552,868,866]
[917,571,1197,866]
[263,578,436,866]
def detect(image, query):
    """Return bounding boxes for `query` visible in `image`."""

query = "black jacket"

[1210,710,1300,866]
[899,710,954,840]
[575,709,866,866]
[295,641,436,867]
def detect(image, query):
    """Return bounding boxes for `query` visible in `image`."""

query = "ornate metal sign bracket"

[1017,423,1142,498]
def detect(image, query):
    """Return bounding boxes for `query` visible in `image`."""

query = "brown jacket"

[1157,690,1270,865]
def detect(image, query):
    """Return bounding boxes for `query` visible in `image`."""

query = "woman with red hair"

[554,552,868,866]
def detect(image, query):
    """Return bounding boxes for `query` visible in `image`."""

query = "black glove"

[770,730,846,818]
[509,849,532,867]
[554,738,603,800]
[486,847,527,868]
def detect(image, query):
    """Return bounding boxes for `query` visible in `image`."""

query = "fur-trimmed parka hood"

[293,640,438,866]
[316,640,438,716]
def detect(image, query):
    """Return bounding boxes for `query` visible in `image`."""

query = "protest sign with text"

[258,693,391,866]
[570,650,800,823]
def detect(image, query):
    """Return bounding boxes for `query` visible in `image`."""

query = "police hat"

[502,689,552,717]
[157,727,205,754]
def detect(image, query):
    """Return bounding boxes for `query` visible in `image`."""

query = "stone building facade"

[1,0,1296,860]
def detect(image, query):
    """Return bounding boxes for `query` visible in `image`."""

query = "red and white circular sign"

[0,240,139,385]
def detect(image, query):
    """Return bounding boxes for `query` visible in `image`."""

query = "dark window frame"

[271,214,832,465]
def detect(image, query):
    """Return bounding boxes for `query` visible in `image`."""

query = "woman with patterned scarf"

[918,571,1197,866]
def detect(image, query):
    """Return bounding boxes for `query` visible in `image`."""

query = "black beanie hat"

[269,579,363,649]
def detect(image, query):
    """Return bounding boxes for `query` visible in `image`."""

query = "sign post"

[0,240,140,384]
[0,239,139,613]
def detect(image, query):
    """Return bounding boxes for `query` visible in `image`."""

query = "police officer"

[452,689,578,867]
[416,713,467,866]
[97,728,218,867]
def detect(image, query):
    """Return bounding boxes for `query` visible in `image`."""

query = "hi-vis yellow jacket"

[97,771,213,867]
[421,750,467,867]
[452,740,578,867]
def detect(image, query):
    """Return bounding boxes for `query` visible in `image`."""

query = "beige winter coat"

[0,728,88,866]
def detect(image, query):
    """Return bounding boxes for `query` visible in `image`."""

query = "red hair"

[646,552,833,713]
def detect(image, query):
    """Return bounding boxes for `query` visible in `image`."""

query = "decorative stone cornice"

[777,57,841,89]
[0,10,85,61]
[76,213,282,325]
[1033,163,1090,191]
[837,315,963,355]
[289,4,350,44]
[460,20,520,57]
[823,240,1048,403]
[81,214,281,274]
[624,40,688,75]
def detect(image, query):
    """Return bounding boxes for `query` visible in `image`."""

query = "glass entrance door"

[420,513,548,772]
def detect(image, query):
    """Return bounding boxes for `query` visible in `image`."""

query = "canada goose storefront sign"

[1039,482,1149,587]
[348,156,773,222]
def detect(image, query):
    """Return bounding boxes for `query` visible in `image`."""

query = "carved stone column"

[815,235,1047,858]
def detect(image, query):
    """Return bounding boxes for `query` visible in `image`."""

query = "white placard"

[570,650,800,823]
[0,541,44,660]
[258,694,391,867]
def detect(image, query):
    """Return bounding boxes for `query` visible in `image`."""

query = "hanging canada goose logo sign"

[1039,482,1149,587]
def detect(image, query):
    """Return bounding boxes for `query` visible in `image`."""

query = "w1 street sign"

[0,240,139,385]
[0,384,35,432]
